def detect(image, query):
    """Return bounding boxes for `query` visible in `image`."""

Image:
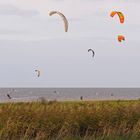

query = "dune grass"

[0,100,139,139]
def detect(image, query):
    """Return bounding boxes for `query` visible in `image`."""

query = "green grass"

[0,100,139,140]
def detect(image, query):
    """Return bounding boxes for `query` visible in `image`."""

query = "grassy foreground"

[0,100,140,140]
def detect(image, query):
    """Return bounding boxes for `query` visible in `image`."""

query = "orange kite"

[118,35,125,42]
[110,11,124,24]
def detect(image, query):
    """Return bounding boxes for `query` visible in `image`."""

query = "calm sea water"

[0,88,140,102]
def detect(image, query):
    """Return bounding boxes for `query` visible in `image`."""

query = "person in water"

[7,94,12,99]
[80,96,83,101]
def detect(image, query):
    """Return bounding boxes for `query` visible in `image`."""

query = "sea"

[0,88,140,102]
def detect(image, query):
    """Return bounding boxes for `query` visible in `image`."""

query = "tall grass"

[0,100,139,140]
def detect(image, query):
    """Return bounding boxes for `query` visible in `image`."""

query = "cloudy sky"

[0,0,139,87]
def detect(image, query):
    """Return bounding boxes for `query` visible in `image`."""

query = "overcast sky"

[0,0,139,87]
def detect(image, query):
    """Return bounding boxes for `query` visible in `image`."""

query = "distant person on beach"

[80,96,83,101]
[7,94,12,99]
[111,93,114,97]
[54,91,60,95]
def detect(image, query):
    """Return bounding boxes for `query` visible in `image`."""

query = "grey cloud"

[0,4,40,17]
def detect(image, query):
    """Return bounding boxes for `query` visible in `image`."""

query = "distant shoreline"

[0,88,140,103]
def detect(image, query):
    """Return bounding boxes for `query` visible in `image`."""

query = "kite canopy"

[35,70,41,77]
[88,49,95,58]
[118,35,125,42]
[49,11,68,32]
[110,11,124,24]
